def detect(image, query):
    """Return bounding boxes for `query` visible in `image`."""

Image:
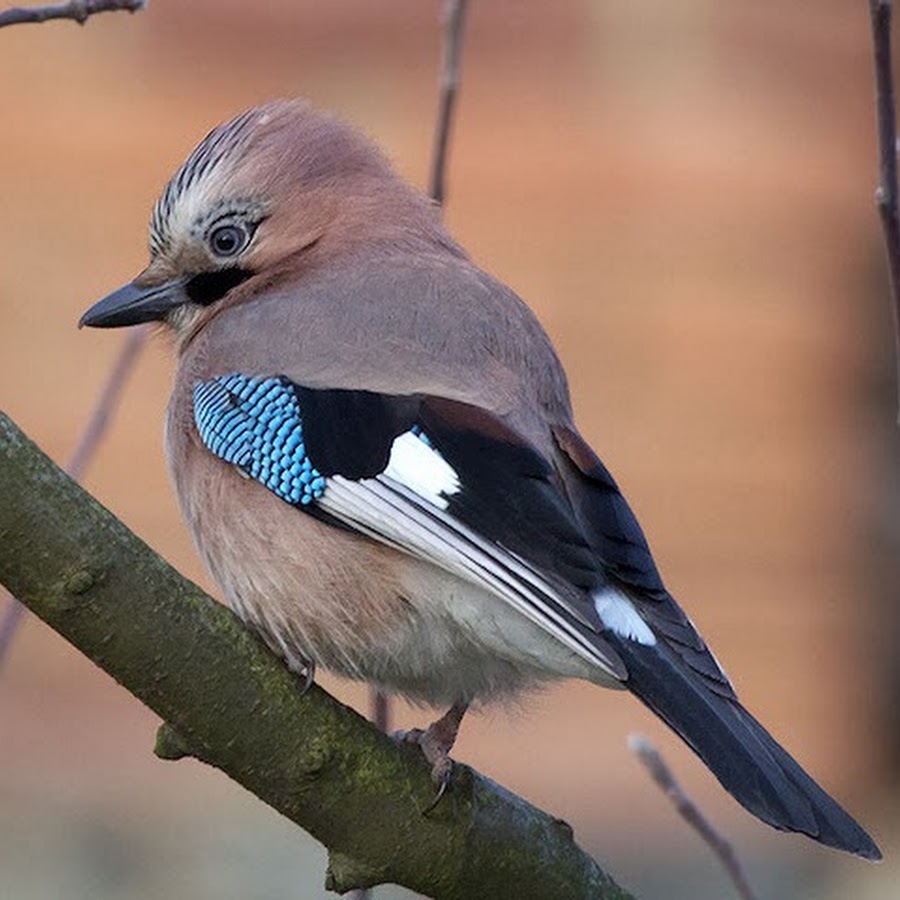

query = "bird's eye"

[208,223,249,258]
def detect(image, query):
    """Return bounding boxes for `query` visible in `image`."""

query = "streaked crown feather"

[148,99,396,260]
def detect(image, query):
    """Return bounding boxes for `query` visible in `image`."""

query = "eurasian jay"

[80,99,880,859]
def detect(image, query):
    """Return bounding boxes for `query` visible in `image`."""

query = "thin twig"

[65,326,148,480]
[0,0,143,27]
[0,0,147,668]
[428,0,469,205]
[629,735,759,900]
[869,0,900,422]
[0,325,148,669]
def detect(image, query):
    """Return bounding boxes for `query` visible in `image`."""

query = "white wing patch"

[383,431,460,510]
[593,586,656,645]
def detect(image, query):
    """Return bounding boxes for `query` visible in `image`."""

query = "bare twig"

[0,325,148,669]
[0,0,148,666]
[64,326,148,480]
[869,0,900,422]
[0,0,143,28]
[629,735,759,900]
[428,0,469,205]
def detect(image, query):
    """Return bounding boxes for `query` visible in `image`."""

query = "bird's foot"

[397,725,455,807]
[396,702,468,812]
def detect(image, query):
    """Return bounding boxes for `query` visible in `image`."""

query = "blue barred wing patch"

[193,374,327,506]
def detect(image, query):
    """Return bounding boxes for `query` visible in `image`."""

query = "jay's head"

[81,99,440,340]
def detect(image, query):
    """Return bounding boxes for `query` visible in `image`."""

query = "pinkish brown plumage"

[81,99,880,860]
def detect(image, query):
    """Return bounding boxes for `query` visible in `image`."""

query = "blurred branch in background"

[629,735,759,900]
[868,0,900,422]
[428,0,468,206]
[0,326,148,670]
[0,412,637,900]
[0,0,148,667]
[0,0,143,28]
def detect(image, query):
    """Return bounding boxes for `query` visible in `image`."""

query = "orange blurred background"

[1,2,898,898]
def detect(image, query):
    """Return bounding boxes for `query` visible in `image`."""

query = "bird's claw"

[394,701,468,812]
[395,726,455,812]
[422,768,451,814]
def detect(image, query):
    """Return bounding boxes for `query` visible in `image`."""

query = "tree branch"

[0,411,636,900]
[0,0,143,28]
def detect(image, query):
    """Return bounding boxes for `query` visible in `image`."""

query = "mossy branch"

[0,411,637,900]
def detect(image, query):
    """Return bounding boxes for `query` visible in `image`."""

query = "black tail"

[610,635,881,860]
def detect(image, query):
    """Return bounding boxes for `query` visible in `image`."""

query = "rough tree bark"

[0,411,637,900]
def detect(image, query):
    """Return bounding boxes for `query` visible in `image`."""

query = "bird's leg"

[398,701,468,810]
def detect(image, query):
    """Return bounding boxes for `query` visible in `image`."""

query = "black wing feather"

[295,386,419,478]
[420,398,602,594]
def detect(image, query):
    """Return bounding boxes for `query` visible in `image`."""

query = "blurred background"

[1,1,898,898]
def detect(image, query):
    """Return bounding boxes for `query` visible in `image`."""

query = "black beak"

[79,276,191,328]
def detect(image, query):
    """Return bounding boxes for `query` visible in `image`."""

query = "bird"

[80,98,880,860]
